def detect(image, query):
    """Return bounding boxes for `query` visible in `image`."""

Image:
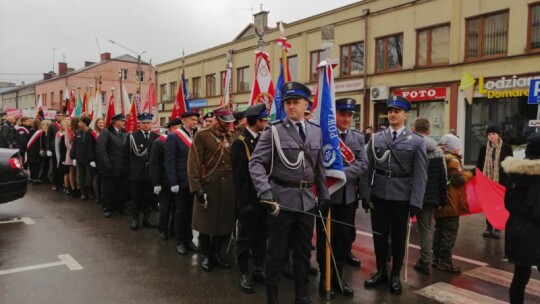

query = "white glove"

[62,161,66,165]
[170,185,179,193]
[46,151,52,157]
[90,161,96,168]
[72,159,77,167]
[153,186,162,195]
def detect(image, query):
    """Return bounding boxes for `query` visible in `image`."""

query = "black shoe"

[364,271,388,288]
[130,219,139,230]
[318,279,335,299]
[104,211,112,218]
[142,219,157,228]
[335,278,354,297]
[177,244,187,255]
[282,263,294,280]
[413,261,431,275]
[482,228,493,238]
[294,297,311,304]
[159,232,168,241]
[252,267,265,283]
[492,229,502,239]
[187,242,200,251]
[240,274,254,294]
[201,255,211,272]
[389,273,402,294]
[212,255,230,268]
[346,251,361,267]
[437,263,462,273]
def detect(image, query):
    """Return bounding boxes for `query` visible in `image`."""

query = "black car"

[0,148,28,204]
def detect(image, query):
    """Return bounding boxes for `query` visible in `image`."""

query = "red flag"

[82,90,88,115]
[469,169,509,230]
[125,99,138,133]
[248,52,275,112]
[170,72,189,120]
[104,94,116,127]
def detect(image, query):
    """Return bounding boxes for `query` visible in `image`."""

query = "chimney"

[100,52,111,61]
[253,10,269,31]
[43,72,54,80]
[84,61,95,67]
[58,62,68,76]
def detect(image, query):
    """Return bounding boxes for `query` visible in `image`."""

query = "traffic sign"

[528,78,540,104]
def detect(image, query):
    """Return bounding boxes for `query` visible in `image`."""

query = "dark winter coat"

[149,135,169,188]
[165,127,193,189]
[46,121,61,156]
[502,157,540,266]
[231,127,259,211]
[70,129,96,164]
[476,142,513,186]
[96,127,127,177]
[423,136,447,206]
[435,152,472,217]
[123,130,159,182]
[26,129,46,164]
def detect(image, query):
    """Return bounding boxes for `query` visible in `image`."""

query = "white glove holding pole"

[46,151,52,157]
[72,159,77,167]
[154,186,162,195]
[90,161,96,168]
[170,185,179,193]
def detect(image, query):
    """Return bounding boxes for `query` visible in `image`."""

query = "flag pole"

[278,22,290,83]
[325,207,332,300]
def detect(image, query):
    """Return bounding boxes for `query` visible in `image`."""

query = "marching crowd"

[1,80,539,304]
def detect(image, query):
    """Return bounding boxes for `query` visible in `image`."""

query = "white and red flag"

[104,93,116,127]
[248,52,275,113]
[35,95,44,120]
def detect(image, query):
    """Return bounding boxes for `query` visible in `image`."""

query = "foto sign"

[528,78,540,104]
[393,87,446,102]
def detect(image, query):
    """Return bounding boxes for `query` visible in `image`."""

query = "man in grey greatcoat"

[363,96,428,295]
[249,81,330,304]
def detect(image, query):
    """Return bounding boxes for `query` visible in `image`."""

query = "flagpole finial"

[279,21,285,37]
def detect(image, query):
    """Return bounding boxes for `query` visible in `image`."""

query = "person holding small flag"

[249,81,330,304]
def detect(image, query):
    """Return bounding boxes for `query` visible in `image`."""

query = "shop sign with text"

[393,87,446,102]
[478,75,540,99]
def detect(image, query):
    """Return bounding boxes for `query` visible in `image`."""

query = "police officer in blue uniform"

[231,104,269,294]
[364,96,428,294]
[123,112,159,230]
[316,98,368,298]
[249,81,330,304]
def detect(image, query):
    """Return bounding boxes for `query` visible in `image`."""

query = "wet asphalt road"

[1,184,539,304]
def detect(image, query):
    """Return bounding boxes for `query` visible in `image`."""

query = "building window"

[376,33,403,72]
[340,42,364,77]
[417,24,450,66]
[169,82,177,102]
[466,10,509,60]
[192,77,201,99]
[101,91,106,105]
[160,117,166,127]
[528,3,540,51]
[287,56,298,81]
[136,70,144,82]
[51,92,55,105]
[120,69,128,80]
[160,84,167,101]
[237,67,250,92]
[59,90,63,102]
[206,74,216,97]
[310,50,324,82]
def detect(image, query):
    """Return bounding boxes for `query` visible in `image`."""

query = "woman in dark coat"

[26,119,46,184]
[476,125,513,238]
[501,133,540,304]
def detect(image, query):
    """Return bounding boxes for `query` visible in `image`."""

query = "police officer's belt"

[272,178,314,189]
[375,169,410,178]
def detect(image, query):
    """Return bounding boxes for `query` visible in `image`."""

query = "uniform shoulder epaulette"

[306,120,319,127]
[269,120,283,126]
[412,131,424,138]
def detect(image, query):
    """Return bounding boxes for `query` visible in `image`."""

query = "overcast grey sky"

[0,0,360,85]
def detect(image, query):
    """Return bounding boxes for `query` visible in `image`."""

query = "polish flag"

[104,94,115,127]
[248,51,275,114]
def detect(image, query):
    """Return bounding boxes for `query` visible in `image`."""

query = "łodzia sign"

[478,75,540,99]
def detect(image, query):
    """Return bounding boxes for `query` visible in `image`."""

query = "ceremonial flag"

[63,87,70,113]
[82,89,89,115]
[104,94,115,127]
[269,63,286,122]
[248,51,275,112]
[121,83,131,115]
[35,95,44,120]
[90,88,103,127]
[67,89,75,116]
[72,94,83,117]
[314,59,346,194]
[220,68,232,106]
[145,80,159,131]
[125,99,138,133]
[465,169,509,230]
[170,71,190,120]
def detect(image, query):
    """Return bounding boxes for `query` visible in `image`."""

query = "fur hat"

[525,133,540,159]
[486,125,500,136]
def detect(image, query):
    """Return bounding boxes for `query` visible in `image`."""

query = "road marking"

[416,282,507,304]
[0,217,35,225]
[464,266,540,298]
[0,254,83,276]
[356,230,488,267]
